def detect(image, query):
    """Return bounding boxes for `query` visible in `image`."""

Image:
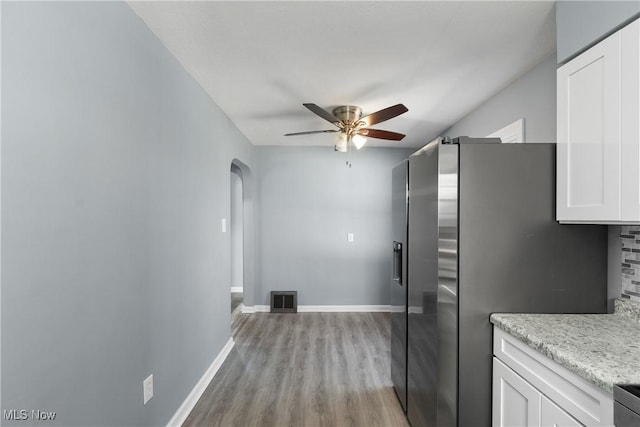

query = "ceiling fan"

[285,103,408,152]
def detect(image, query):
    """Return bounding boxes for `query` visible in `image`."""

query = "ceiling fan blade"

[358,128,406,141]
[360,104,408,126]
[285,129,339,136]
[303,103,341,124]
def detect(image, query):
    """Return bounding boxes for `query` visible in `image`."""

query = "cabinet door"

[621,19,640,221]
[541,395,584,427]
[557,31,621,222]
[493,358,541,427]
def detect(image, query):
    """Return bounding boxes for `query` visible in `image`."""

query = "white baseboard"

[241,305,256,314]
[167,337,235,427]
[230,286,243,293]
[243,305,391,313]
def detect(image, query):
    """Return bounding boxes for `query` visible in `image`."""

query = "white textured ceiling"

[128,1,556,149]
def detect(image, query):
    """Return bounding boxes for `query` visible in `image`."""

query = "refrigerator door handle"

[393,241,403,286]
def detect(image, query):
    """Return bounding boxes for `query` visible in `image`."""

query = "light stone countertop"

[490,302,640,393]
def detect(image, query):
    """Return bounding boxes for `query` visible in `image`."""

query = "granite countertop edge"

[490,311,640,394]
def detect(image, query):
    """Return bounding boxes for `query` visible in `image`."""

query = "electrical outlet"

[143,374,153,405]
[347,233,354,243]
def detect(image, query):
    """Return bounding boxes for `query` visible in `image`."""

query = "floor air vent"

[270,291,297,313]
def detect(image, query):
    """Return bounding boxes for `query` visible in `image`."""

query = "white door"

[557,30,621,222]
[493,358,541,427]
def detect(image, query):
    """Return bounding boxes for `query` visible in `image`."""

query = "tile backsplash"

[620,226,640,302]
[615,298,640,321]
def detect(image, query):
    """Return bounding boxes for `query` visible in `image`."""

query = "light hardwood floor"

[183,312,409,427]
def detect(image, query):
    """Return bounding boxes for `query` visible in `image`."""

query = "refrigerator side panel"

[406,146,439,427]
[391,160,409,412]
[456,143,607,427]
[437,144,459,427]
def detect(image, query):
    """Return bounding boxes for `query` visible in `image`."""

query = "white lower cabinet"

[540,395,583,427]
[493,358,583,426]
[492,328,613,427]
[493,357,542,426]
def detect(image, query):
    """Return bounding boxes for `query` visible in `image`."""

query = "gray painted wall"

[2,3,253,426]
[556,0,640,64]
[255,146,413,306]
[441,54,556,143]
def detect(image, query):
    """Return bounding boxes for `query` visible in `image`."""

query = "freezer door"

[391,160,409,412]
[405,142,440,427]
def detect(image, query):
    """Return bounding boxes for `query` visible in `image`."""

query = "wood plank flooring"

[183,312,409,427]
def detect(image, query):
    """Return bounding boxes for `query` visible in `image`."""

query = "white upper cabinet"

[620,19,640,221]
[557,18,640,224]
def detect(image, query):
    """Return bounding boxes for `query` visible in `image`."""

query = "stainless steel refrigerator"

[390,137,607,427]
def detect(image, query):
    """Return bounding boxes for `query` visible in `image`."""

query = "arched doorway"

[230,164,244,315]
[229,159,255,317]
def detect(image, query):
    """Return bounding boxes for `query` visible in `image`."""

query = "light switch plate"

[221,218,227,233]
[143,374,153,405]
[347,233,354,243]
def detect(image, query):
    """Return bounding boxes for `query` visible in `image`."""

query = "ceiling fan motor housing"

[332,106,363,124]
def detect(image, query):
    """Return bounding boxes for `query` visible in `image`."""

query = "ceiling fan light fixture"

[335,133,348,152]
[352,134,367,150]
